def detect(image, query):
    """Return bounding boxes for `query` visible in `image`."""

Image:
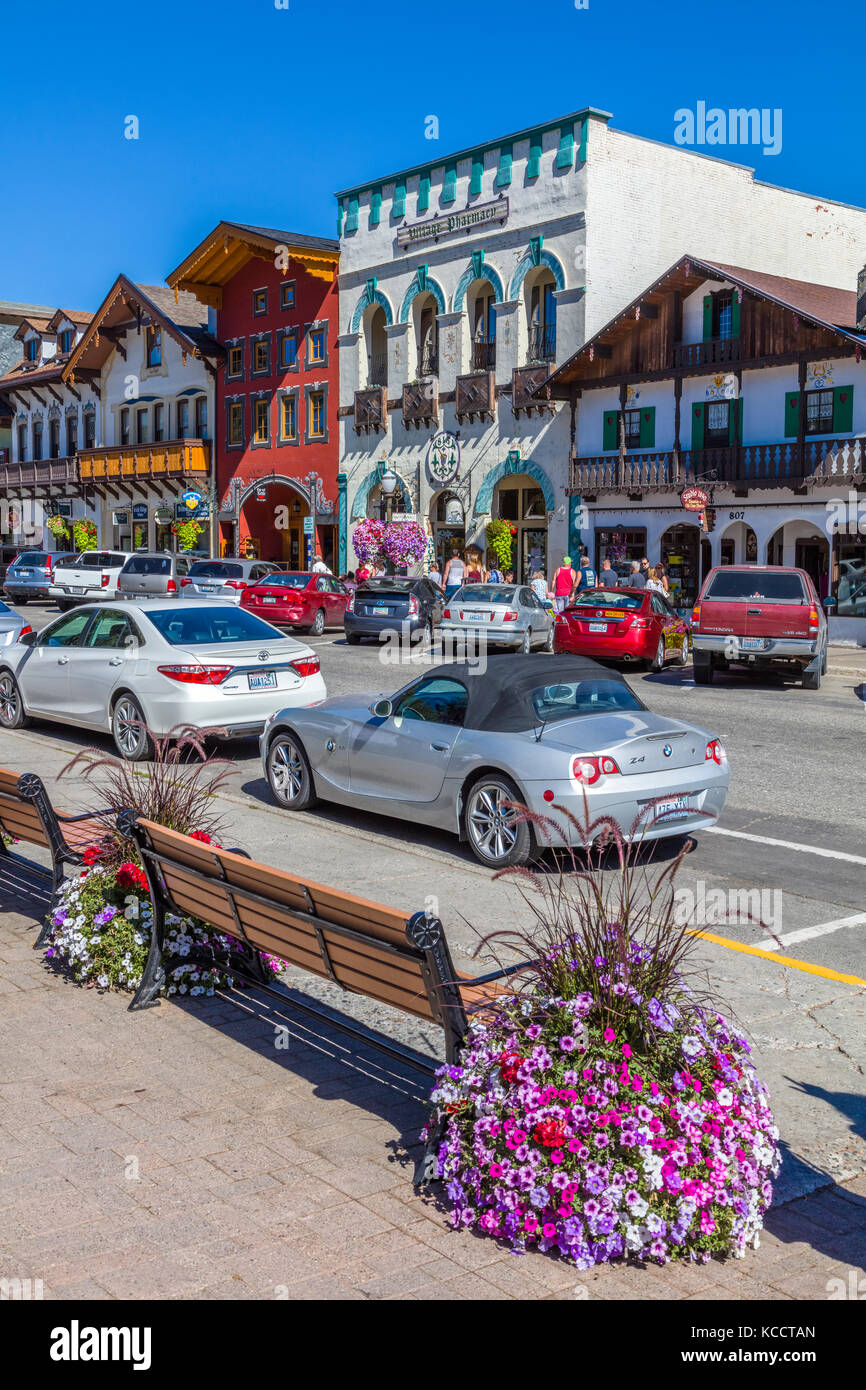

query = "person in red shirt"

[551,556,577,613]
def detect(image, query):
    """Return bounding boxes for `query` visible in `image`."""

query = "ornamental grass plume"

[425,800,780,1267]
[60,724,235,866]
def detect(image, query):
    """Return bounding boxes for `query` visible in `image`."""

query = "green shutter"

[702,295,713,341]
[495,144,512,188]
[469,158,483,195]
[369,189,382,227]
[731,291,741,338]
[691,403,705,450]
[393,181,406,218]
[336,200,344,237]
[527,136,542,178]
[639,406,656,448]
[577,116,589,163]
[784,391,800,437]
[418,173,430,212]
[833,385,854,434]
[728,400,738,446]
[602,409,619,451]
[345,197,359,233]
[442,165,457,203]
[556,124,574,170]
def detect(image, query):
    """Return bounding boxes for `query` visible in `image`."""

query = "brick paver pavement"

[1,862,865,1301]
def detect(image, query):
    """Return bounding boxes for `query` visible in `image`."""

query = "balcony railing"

[416,344,438,377]
[470,335,496,370]
[0,457,80,490]
[78,438,210,484]
[367,354,388,388]
[402,380,438,430]
[512,365,554,417]
[672,336,742,369]
[456,370,495,421]
[527,323,556,363]
[569,436,866,493]
[354,386,387,434]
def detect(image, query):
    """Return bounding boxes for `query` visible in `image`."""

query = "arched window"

[467,279,497,370]
[525,268,557,364]
[364,304,388,387]
[414,293,439,377]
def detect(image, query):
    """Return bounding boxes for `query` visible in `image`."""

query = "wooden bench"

[120,813,518,1102]
[0,771,110,939]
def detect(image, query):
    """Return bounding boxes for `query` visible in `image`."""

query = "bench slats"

[0,795,50,848]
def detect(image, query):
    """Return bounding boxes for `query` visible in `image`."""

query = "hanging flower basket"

[381,521,427,568]
[424,810,780,1269]
[72,519,97,552]
[172,518,204,551]
[46,514,70,542]
[352,518,386,564]
[485,519,514,570]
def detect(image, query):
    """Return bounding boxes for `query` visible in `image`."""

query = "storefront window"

[660,525,700,609]
[835,540,866,616]
[594,528,647,583]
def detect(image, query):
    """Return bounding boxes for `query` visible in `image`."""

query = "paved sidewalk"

[1,869,864,1302]
[827,646,866,677]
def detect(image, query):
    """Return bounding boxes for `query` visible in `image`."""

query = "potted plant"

[172,518,204,551]
[46,514,70,544]
[424,807,780,1267]
[72,518,97,552]
[485,518,514,573]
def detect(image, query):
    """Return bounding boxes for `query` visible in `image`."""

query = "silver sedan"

[0,600,326,760]
[440,583,554,652]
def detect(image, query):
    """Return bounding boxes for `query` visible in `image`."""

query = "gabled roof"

[542,254,866,397]
[13,316,53,340]
[62,274,223,381]
[46,307,93,332]
[166,220,339,308]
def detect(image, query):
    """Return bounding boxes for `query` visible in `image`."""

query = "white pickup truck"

[49,550,131,610]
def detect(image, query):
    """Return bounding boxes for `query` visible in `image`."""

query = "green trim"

[393,181,406,218]
[556,124,574,170]
[418,172,430,212]
[602,409,618,452]
[369,189,382,227]
[833,384,854,433]
[345,196,359,234]
[784,391,800,438]
[577,116,589,163]
[691,402,705,451]
[469,157,483,196]
[639,406,655,449]
[495,144,512,188]
[442,165,457,204]
[731,289,741,338]
[336,201,344,237]
[527,136,542,179]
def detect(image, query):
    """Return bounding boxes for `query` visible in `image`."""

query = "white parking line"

[705,825,866,867]
[760,913,866,953]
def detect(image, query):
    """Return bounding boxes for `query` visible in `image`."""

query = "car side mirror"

[18,629,37,647]
[370,698,393,718]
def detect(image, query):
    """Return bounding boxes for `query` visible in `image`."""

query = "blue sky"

[3,0,863,310]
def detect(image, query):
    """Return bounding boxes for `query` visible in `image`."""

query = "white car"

[0,599,326,760]
[49,550,131,609]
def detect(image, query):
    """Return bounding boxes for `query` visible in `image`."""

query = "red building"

[167,222,340,568]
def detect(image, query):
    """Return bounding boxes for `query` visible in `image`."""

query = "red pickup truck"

[691,566,828,690]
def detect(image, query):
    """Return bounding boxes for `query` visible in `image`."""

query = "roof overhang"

[62,274,211,382]
[166,221,339,309]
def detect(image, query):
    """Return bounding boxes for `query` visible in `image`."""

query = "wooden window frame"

[279,389,300,446]
[251,395,271,449]
[252,288,268,317]
[304,384,328,443]
[226,342,245,381]
[280,281,296,310]
[306,324,328,368]
[251,334,271,377]
[226,399,245,449]
[277,328,299,372]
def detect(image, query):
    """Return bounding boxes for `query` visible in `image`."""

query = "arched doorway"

[363,304,388,388]
[719,519,758,567]
[239,481,310,567]
[492,472,548,582]
[429,490,466,572]
[659,521,701,608]
[413,292,439,377]
[767,520,830,597]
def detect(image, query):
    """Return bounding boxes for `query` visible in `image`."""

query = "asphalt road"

[5,599,866,984]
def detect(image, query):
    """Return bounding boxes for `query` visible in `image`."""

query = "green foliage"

[485,518,514,570]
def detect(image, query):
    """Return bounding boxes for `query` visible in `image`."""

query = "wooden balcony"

[512,365,554,418]
[353,386,387,435]
[78,439,210,493]
[671,336,742,370]
[402,380,438,430]
[569,436,866,494]
[455,370,495,422]
[0,457,80,492]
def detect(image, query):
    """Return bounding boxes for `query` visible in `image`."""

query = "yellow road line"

[688,929,866,987]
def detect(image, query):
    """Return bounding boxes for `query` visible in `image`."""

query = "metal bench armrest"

[55,807,112,825]
[457,959,535,989]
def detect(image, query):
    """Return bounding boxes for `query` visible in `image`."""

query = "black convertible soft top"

[429,654,630,732]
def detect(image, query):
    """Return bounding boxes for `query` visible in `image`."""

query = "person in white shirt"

[311,553,331,574]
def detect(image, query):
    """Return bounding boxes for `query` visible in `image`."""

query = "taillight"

[18,625,32,638]
[554,613,568,623]
[45,562,53,577]
[408,595,419,617]
[180,577,192,587]
[290,656,320,678]
[443,607,450,619]
[705,739,724,765]
[503,610,518,622]
[101,573,110,588]
[167,578,177,593]
[808,607,819,632]
[225,580,247,591]
[346,592,355,612]
[691,604,701,627]
[157,665,233,684]
[571,755,621,784]
[628,616,650,629]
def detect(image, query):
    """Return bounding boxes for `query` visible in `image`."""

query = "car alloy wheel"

[112,696,153,761]
[544,624,555,652]
[0,671,25,728]
[310,608,325,636]
[464,776,532,868]
[679,632,690,667]
[651,636,666,672]
[519,629,532,654]
[267,733,316,810]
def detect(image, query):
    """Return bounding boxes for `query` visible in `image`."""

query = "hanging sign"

[112,510,129,526]
[154,506,173,524]
[397,197,509,248]
[680,486,710,512]
[181,488,203,511]
[705,373,738,401]
[303,516,314,534]
[427,430,461,485]
[132,503,149,521]
[255,485,267,502]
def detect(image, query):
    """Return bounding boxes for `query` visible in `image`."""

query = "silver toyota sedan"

[440,583,554,652]
[0,600,326,760]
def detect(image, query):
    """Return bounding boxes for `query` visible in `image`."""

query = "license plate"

[656,796,690,819]
[466,612,486,622]
[71,586,86,595]
[248,671,277,690]
[262,596,277,604]
[589,622,608,632]
[199,585,216,593]
[371,606,389,616]
[18,571,32,578]
[741,637,765,651]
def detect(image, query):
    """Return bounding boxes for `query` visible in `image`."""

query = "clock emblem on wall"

[427,430,461,486]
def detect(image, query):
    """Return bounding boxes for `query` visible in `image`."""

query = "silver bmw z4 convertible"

[261,655,729,869]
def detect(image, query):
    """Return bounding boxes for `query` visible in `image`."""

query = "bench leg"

[128,900,166,1011]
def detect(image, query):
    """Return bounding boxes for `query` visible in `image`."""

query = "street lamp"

[380,467,398,523]
[303,470,319,568]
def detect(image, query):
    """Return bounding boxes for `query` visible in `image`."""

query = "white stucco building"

[335,106,866,580]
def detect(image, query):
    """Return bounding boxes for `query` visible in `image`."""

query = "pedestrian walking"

[572,551,597,597]
[620,560,646,589]
[646,566,665,594]
[312,553,331,574]
[443,548,465,599]
[599,557,618,587]
[551,555,577,613]
[530,569,549,605]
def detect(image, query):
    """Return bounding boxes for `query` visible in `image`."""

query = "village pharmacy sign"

[397,198,509,248]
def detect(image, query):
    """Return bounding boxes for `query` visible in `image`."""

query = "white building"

[544,255,866,642]
[62,276,223,551]
[335,106,866,580]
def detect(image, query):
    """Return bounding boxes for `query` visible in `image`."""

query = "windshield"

[255,573,311,589]
[453,585,517,604]
[188,561,243,579]
[14,553,50,565]
[706,571,807,603]
[571,590,645,611]
[531,679,644,723]
[361,577,415,591]
[144,608,283,644]
[124,556,172,575]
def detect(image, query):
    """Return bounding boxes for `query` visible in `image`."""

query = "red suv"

[691,566,828,690]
